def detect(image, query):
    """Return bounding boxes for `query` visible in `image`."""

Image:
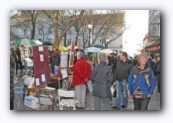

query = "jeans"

[94,96,110,110]
[133,97,151,110]
[114,80,128,108]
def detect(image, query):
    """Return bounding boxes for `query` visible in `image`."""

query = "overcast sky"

[123,10,149,57]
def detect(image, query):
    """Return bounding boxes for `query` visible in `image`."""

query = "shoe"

[112,106,120,110]
[121,105,127,109]
[76,106,81,109]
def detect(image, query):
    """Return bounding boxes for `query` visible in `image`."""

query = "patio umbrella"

[59,45,68,51]
[14,39,36,47]
[93,44,105,49]
[100,49,113,54]
[84,47,101,53]
[67,45,78,50]
[34,40,43,45]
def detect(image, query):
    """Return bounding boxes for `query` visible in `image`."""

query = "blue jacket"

[127,62,157,96]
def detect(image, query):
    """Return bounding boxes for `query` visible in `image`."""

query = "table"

[50,76,64,89]
[25,86,56,110]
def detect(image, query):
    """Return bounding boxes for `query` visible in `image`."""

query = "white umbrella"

[100,49,113,54]
[34,40,43,45]
[67,45,78,49]
[84,47,101,53]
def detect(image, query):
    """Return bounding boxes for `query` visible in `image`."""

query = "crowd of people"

[72,51,160,110]
[10,45,160,110]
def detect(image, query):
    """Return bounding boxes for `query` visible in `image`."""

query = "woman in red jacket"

[72,52,92,109]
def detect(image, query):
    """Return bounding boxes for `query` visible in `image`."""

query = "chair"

[57,89,78,110]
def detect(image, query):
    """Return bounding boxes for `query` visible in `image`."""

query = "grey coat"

[91,62,113,98]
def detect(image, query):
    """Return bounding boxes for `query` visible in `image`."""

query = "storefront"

[145,39,160,54]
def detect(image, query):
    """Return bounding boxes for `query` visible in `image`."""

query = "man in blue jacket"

[128,53,157,110]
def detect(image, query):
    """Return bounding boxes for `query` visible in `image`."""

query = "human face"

[120,53,125,61]
[139,56,147,66]
[106,58,109,64]
[157,56,160,62]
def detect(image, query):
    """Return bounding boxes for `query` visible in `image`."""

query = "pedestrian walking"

[15,46,22,71]
[10,51,15,110]
[148,54,155,69]
[112,51,133,110]
[91,53,113,110]
[110,53,117,74]
[72,52,91,109]
[154,55,160,93]
[133,55,138,66]
[11,48,18,74]
[50,48,60,74]
[128,53,157,110]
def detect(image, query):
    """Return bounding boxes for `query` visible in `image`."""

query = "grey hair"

[99,53,107,62]
[78,52,85,59]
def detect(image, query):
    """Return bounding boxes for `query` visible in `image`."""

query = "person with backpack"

[128,53,157,110]
[112,52,133,110]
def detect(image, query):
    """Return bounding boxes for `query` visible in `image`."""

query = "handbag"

[110,85,117,98]
[134,89,146,99]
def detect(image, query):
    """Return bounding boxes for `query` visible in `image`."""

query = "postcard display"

[33,46,50,86]
[24,46,56,110]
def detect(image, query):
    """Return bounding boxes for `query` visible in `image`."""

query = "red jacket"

[72,59,91,86]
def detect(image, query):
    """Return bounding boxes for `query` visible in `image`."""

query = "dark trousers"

[10,100,14,110]
[16,61,22,71]
[133,97,151,110]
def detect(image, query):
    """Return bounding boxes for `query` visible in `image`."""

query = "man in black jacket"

[50,48,60,74]
[15,46,22,71]
[10,51,15,110]
[154,55,160,93]
[112,52,133,110]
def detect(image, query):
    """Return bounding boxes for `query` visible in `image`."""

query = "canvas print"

[10,10,160,110]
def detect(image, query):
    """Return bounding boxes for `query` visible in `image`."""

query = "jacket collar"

[136,62,150,70]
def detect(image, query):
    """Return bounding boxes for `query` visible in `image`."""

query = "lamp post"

[106,37,109,48]
[88,23,93,47]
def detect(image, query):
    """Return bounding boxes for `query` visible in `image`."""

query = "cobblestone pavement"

[14,78,160,111]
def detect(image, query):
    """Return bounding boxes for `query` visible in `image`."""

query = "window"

[49,29,52,34]
[48,38,52,42]
[24,30,27,35]
[39,29,43,35]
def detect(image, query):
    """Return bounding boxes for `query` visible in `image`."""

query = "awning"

[146,45,160,52]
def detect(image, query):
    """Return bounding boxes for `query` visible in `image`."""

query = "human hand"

[147,94,152,97]
[129,95,133,99]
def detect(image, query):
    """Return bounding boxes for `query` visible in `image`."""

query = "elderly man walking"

[91,53,113,110]
[72,52,92,109]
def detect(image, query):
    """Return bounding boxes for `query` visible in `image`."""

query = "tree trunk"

[64,33,67,46]
[31,10,37,40]
[53,10,85,47]
[75,31,79,46]
[83,32,85,48]
[54,10,59,47]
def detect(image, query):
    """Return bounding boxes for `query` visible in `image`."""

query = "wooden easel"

[25,80,56,110]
